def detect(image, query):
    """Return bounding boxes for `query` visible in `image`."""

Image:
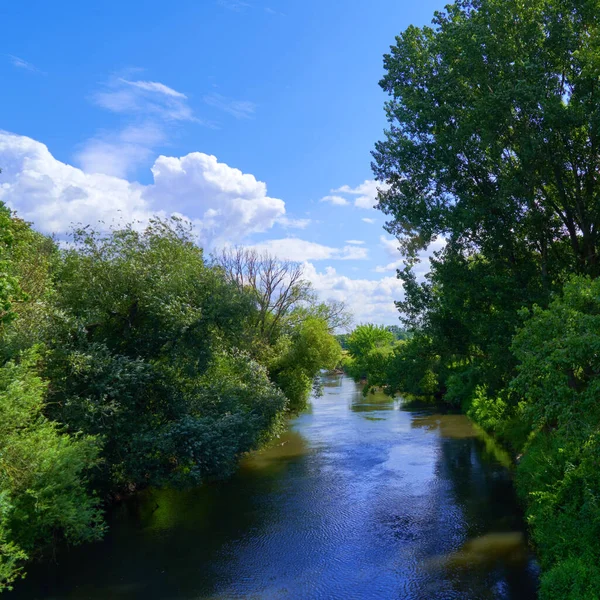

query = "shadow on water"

[13,375,538,599]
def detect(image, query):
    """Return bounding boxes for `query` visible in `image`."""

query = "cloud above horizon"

[0,131,407,326]
[0,132,295,244]
[76,74,205,178]
[322,179,389,210]
[249,238,369,262]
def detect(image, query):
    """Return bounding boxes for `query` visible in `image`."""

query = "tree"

[269,316,342,410]
[509,275,600,599]
[344,324,396,384]
[46,220,277,490]
[373,0,600,279]
[216,248,311,342]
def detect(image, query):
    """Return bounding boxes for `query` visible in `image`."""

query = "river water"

[15,375,539,599]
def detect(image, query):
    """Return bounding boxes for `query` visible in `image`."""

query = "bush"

[0,350,103,591]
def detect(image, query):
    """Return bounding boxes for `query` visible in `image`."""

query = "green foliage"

[505,276,600,599]
[373,1,600,595]
[0,350,103,591]
[344,324,395,383]
[380,334,440,398]
[374,0,600,277]
[270,316,341,410]
[0,204,25,330]
[0,209,342,590]
[512,275,600,433]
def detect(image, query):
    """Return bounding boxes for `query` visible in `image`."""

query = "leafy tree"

[45,219,266,491]
[344,324,396,386]
[269,316,341,410]
[0,203,24,329]
[373,0,600,278]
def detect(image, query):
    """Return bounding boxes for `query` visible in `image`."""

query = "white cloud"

[0,132,153,235]
[75,123,166,178]
[120,79,187,98]
[248,238,368,262]
[320,194,348,206]
[375,235,447,278]
[203,93,256,119]
[92,76,195,122]
[303,263,404,325]
[78,75,207,177]
[8,54,39,72]
[0,132,299,245]
[380,235,399,258]
[146,151,285,242]
[330,179,389,210]
[346,239,364,245]
[277,216,311,229]
[362,217,376,224]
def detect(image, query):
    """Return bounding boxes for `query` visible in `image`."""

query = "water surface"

[16,376,538,599]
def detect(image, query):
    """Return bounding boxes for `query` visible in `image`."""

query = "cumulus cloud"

[362,217,376,224]
[145,151,285,241]
[0,132,300,245]
[75,122,167,178]
[303,262,404,325]
[248,238,369,261]
[346,239,365,245]
[0,132,153,234]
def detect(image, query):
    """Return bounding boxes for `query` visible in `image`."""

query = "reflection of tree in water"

[410,412,538,599]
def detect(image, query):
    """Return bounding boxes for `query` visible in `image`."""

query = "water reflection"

[411,413,479,438]
[13,375,538,599]
[350,388,396,413]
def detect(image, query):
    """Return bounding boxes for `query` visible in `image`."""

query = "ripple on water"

[10,375,538,600]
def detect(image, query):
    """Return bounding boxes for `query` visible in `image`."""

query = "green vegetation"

[0,211,343,590]
[370,0,600,597]
[342,324,396,391]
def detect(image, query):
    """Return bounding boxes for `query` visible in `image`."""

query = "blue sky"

[1,0,446,325]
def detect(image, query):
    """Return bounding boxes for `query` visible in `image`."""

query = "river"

[15,375,539,599]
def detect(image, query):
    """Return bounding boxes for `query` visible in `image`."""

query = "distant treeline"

[0,210,346,591]
[355,1,600,597]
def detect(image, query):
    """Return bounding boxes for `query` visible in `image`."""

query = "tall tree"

[373,0,600,278]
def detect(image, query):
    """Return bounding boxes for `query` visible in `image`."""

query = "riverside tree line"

[0,212,346,591]
[343,1,600,598]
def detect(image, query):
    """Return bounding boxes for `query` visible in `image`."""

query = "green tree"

[509,276,600,599]
[45,219,271,490]
[373,0,600,278]
[344,324,395,385]
[270,316,342,410]
[0,203,24,329]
